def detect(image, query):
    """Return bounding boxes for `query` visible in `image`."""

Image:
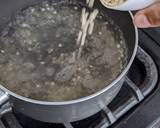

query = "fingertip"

[133,13,151,28]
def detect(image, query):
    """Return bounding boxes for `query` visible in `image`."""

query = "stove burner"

[0,47,158,128]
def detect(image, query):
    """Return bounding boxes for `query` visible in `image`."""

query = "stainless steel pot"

[0,0,138,123]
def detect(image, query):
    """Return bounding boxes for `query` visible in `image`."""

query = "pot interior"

[0,0,134,102]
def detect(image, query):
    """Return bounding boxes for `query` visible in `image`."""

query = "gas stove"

[0,28,160,128]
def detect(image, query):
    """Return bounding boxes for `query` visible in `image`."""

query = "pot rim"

[0,11,138,105]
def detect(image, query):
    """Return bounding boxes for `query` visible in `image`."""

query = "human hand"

[133,3,160,28]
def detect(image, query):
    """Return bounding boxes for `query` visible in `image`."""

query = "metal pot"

[0,0,138,124]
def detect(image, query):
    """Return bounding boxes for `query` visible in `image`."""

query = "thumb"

[133,3,160,28]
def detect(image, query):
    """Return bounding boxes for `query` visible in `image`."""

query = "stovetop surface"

[112,28,160,128]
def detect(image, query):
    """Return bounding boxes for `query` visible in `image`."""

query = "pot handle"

[0,89,9,106]
[0,90,11,117]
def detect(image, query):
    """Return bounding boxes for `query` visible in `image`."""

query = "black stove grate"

[0,47,158,128]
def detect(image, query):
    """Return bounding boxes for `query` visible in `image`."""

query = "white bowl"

[100,0,157,11]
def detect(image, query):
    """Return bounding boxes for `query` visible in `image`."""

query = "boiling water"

[0,2,127,101]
